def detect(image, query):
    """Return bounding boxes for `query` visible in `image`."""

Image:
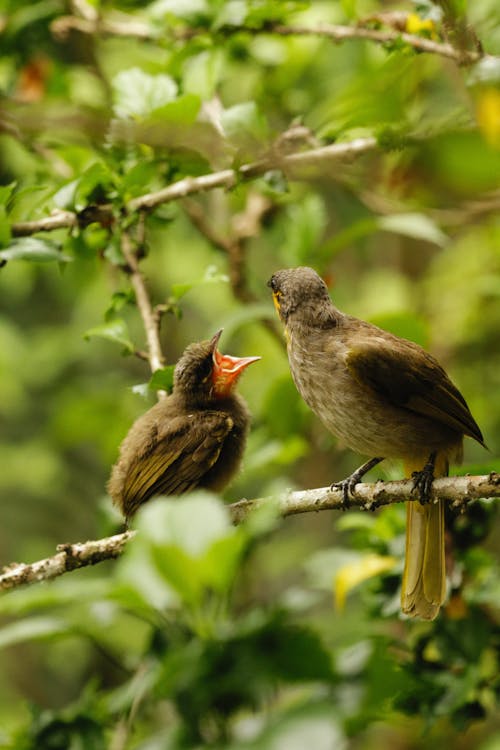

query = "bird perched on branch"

[268,266,485,620]
[108,330,260,523]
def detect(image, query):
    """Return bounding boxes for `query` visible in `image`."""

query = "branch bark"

[0,532,135,592]
[120,229,166,379]
[1,473,498,592]
[11,137,378,238]
[272,23,485,65]
[48,13,493,65]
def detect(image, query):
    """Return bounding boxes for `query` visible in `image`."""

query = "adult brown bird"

[108,330,260,523]
[268,266,485,620]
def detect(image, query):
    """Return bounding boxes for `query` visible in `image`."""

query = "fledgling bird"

[268,266,485,620]
[108,330,260,523]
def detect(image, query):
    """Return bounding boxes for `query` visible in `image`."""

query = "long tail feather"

[401,455,447,620]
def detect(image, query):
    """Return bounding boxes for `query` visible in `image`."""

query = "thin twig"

[271,23,484,65]
[1,473,498,592]
[51,14,157,41]
[120,230,166,378]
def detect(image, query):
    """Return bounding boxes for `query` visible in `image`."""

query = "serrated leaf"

[0,238,72,263]
[377,213,448,247]
[113,68,178,119]
[84,318,134,353]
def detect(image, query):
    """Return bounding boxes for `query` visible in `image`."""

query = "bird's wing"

[122,412,234,510]
[345,339,484,445]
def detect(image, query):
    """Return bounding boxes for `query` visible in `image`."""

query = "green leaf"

[52,179,79,209]
[74,162,116,210]
[171,265,229,300]
[113,68,178,119]
[0,616,69,649]
[104,290,136,322]
[377,213,449,247]
[0,238,72,263]
[84,319,134,353]
[147,0,210,24]
[135,494,248,602]
[0,205,11,247]
[220,101,269,149]
[319,217,378,257]
[150,93,201,125]
[121,162,161,197]
[151,545,204,604]
[0,182,16,206]
[340,0,357,19]
[137,493,232,556]
[148,366,175,393]
[200,532,248,593]
[285,194,328,265]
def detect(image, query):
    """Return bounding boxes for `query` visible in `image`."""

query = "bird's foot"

[331,475,357,510]
[331,457,384,510]
[411,452,437,505]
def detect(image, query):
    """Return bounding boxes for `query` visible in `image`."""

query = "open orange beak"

[209,330,260,397]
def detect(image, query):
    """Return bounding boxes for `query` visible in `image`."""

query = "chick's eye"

[199,357,212,383]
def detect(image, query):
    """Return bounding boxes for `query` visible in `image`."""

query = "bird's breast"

[286,329,461,461]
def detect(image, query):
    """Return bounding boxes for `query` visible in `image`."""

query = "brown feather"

[108,336,254,521]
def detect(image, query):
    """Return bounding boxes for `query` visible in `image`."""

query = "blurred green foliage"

[0,0,500,747]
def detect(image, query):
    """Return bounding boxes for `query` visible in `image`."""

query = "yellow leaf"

[334,553,397,610]
[475,88,500,149]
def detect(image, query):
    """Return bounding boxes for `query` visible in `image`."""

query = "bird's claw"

[411,459,435,505]
[331,458,385,510]
[331,475,358,510]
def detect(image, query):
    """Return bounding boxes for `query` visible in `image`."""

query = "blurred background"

[0,0,499,748]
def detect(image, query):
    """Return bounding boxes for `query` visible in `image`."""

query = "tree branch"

[129,137,378,211]
[120,229,166,379]
[0,532,135,592]
[48,12,493,65]
[11,210,79,236]
[11,136,378,238]
[271,23,484,65]
[229,472,500,523]
[1,473,498,592]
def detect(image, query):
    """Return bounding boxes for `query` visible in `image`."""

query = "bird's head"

[268,267,336,327]
[173,330,260,403]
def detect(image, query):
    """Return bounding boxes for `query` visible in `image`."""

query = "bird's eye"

[268,276,278,292]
